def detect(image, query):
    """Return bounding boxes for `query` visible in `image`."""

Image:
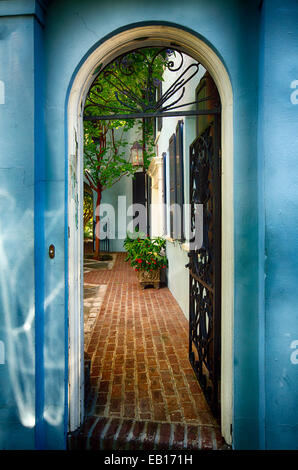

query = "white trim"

[181,242,190,252]
[147,156,163,188]
[67,25,234,444]
[164,235,175,243]
[154,131,161,145]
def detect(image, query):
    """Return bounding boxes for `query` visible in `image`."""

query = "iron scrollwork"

[189,122,221,418]
[84,48,219,121]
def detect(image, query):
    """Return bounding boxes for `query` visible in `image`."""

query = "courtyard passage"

[70,252,226,450]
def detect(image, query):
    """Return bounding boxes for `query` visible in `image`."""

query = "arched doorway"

[67,24,234,446]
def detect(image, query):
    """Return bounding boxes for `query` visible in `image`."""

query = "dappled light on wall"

[43,207,66,428]
[0,192,66,429]
[0,189,35,428]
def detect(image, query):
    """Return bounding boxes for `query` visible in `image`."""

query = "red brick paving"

[74,252,227,450]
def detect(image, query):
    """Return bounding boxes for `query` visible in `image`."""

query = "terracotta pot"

[138,268,160,289]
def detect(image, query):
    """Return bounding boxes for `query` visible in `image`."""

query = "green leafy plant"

[124,230,168,272]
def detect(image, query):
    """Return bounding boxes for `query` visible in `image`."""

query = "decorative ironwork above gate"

[83,47,221,121]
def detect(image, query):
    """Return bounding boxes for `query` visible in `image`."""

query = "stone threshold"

[68,416,229,451]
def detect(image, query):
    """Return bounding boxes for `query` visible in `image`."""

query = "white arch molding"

[67,25,234,445]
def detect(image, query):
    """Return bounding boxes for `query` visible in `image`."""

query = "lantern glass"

[130,141,144,167]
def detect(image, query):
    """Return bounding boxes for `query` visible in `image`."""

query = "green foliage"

[85,48,168,117]
[83,191,93,228]
[84,119,138,191]
[124,230,168,273]
[84,218,93,239]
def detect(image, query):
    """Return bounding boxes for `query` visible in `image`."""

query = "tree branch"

[84,170,97,191]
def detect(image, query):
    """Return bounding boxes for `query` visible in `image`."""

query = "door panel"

[68,126,84,431]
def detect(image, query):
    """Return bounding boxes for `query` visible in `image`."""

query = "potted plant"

[124,231,168,289]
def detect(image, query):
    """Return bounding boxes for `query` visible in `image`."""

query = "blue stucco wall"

[0,12,36,450]
[44,0,262,449]
[0,0,261,450]
[259,0,298,450]
[3,0,298,451]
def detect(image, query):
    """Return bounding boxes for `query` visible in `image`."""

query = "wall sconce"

[130,141,144,167]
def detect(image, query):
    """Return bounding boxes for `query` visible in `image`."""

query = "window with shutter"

[168,121,184,240]
[157,81,163,133]
[175,120,184,240]
[153,81,163,140]
[196,71,220,136]
[169,133,176,239]
[162,152,167,236]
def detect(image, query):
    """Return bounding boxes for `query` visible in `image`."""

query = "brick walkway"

[70,252,227,450]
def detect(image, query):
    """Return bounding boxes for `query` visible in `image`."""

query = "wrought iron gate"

[188,116,221,418]
[83,46,223,417]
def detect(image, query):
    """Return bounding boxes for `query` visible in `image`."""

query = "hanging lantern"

[130,141,144,167]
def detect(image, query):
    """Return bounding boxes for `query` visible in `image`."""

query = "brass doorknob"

[49,244,55,259]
